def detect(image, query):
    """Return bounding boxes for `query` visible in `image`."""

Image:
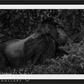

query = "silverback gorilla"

[0,18,68,70]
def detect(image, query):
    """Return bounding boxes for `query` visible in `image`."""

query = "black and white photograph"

[0,6,84,74]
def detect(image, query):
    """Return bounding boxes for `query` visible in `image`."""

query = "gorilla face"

[35,18,68,46]
[44,23,68,46]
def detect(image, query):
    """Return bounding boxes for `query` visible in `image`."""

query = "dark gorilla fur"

[24,34,56,65]
[0,18,68,70]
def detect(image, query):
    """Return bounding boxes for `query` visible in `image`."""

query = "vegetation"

[0,9,84,74]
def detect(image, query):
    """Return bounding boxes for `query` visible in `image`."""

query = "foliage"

[0,9,84,74]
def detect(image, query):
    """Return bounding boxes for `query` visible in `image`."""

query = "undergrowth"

[1,41,84,74]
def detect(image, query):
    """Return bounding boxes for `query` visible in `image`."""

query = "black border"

[0,80,84,83]
[0,0,84,4]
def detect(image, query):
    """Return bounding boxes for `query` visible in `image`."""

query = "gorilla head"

[35,18,68,46]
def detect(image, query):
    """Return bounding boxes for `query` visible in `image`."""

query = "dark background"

[0,80,84,83]
[0,9,83,43]
[0,0,84,4]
